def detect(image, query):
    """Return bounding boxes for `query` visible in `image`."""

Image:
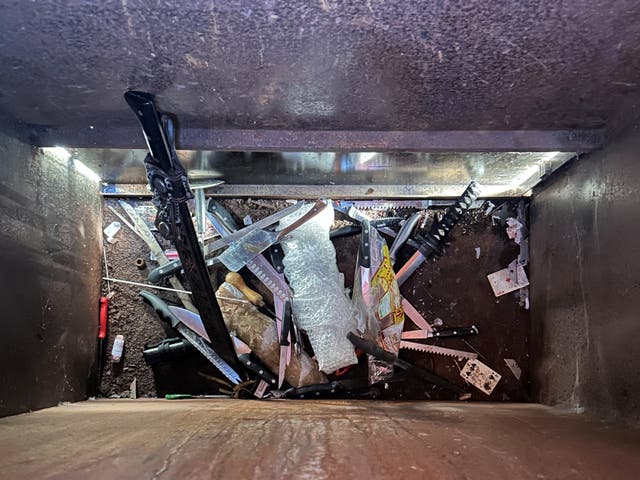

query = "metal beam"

[29,126,604,153]
[102,183,527,199]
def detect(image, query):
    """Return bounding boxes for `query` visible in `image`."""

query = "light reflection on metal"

[86,149,573,198]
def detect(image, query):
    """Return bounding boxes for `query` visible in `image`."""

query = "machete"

[124,91,243,376]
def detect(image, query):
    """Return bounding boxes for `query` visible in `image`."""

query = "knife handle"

[225,272,265,307]
[238,353,278,386]
[148,259,182,283]
[283,381,342,398]
[280,301,292,346]
[347,332,396,363]
[276,200,327,240]
[99,296,108,339]
[357,220,371,268]
[330,225,362,239]
[207,199,240,231]
[432,325,479,338]
[140,290,180,328]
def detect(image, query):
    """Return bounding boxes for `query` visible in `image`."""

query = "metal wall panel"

[530,123,640,424]
[0,133,102,417]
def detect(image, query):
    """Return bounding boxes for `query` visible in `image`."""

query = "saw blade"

[400,341,478,360]
[177,324,241,385]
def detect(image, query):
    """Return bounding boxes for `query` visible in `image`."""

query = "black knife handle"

[238,353,278,387]
[140,290,180,328]
[280,301,292,346]
[347,332,396,363]
[148,260,182,283]
[283,381,342,398]
[419,181,481,258]
[148,257,221,283]
[207,200,240,231]
[269,243,286,274]
[395,358,468,396]
[124,91,175,172]
[432,325,479,338]
[143,338,195,365]
[358,220,371,268]
[330,225,362,239]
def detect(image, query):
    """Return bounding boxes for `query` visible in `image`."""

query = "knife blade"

[140,290,241,385]
[218,200,327,272]
[169,305,210,342]
[207,200,291,302]
[389,212,421,265]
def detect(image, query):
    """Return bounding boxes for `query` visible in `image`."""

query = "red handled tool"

[96,296,108,393]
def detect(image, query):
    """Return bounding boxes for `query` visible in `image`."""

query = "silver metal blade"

[203,201,304,256]
[169,306,210,342]
[401,298,432,332]
[218,228,277,272]
[177,323,241,385]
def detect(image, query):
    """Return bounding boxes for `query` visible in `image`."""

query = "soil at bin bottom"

[100,198,530,401]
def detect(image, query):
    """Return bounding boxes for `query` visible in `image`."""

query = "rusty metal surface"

[530,123,640,424]
[1,1,640,141]
[0,135,102,417]
[1,400,640,479]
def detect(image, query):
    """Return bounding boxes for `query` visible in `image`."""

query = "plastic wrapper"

[215,282,327,387]
[352,223,405,384]
[277,201,359,373]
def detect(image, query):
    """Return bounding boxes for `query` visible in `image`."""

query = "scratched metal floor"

[1,400,639,479]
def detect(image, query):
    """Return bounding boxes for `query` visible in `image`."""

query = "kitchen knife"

[401,325,479,340]
[218,200,328,272]
[168,305,211,342]
[347,332,468,397]
[140,290,241,385]
[389,212,421,265]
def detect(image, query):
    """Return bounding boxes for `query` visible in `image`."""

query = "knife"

[395,181,481,286]
[146,201,306,282]
[218,200,328,272]
[401,325,479,340]
[167,308,278,388]
[168,305,211,342]
[389,212,422,265]
[140,290,241,385]
[207,200,292,302]
[347,332,468,397]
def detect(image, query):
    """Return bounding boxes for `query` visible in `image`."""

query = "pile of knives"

[122,90,485,400]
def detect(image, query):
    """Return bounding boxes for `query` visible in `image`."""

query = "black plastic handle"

[283,381,342,398]
[330,225,362,240]
[357,220,372,268]
[347,332,396,363]
[280,301,292,346]
[140,290,180,328]
[432,325,479,338]
[148,260,182,283]
[238,353,278,386]
[207,200,240,232]
[124,91,174,172]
